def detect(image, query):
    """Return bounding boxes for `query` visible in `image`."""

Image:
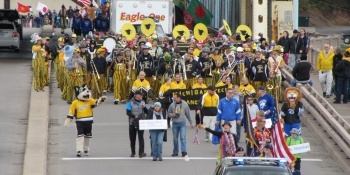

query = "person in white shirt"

[246,95,259,119]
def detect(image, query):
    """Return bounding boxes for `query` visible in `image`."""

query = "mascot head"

[284,87,302,109]
[74,84,91,101]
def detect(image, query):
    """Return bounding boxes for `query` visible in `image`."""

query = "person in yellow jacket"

[112,53,128,104]
[158,77,173,128]
[192,76,208,89]
[215,75,227,88]
[170,74,186,89]
[196,86,219,142]
[317,43,334,98]
[239,77,256,98]
[31,35,45,92]
[130,71,154,102]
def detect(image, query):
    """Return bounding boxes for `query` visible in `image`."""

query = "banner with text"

[172,85,227,110]
[288,143,311,154]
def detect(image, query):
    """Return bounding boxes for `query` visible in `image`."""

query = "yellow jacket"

[192,83,207,89]
[170,81,186,89]
[239,84,256,96]
[132,78,150,92]
[68,98,96,121]
[317,50,334,71]
[159,83,171,98]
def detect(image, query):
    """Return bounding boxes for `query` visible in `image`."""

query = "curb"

[22,26,52,175]
[22,78,50,175]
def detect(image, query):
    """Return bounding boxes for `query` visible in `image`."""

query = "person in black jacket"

[288,29,304,69]
[291,54,312,86]
[332,46,343,95]
[277,31,290,64]
[334,48,350,104]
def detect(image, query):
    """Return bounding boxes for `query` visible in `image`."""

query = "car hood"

[0,10,20,22]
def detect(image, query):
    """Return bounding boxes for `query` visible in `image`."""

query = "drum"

[103,36,117,53]
[97,36,117,53]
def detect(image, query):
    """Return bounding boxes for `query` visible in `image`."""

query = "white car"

[0,21,20,52]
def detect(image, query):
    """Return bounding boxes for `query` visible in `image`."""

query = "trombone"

[90,59,101,94]
[217,60,239,84]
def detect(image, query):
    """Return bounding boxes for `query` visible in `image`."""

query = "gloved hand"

[64,118,71,127]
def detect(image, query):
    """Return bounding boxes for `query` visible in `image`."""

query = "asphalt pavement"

[46,74,346,175]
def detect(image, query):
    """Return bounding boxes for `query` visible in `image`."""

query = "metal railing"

[281,66,350,174]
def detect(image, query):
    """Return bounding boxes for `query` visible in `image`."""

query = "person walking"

[196,86,219,142]
[216,88,242,138]
[288,29,303,69]
[334,48,350,104]
[317,43,334,98]
[287,128,304,175]
[126,90,149,158]
[168,93,194,157]
[147,102,166,161]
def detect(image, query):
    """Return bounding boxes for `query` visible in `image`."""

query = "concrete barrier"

[22,27,52,175]
[22,79,49,175]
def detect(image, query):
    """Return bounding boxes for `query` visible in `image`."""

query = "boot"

[83,137,91,156]
[76,137,84,155]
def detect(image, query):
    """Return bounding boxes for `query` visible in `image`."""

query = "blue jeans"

[172,122,186,154]
[150,130,164,158]
[289,54,300,69]
[291,79,313,86]
[336,77,349,103]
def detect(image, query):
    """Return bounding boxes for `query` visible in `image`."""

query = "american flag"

[78,0,91,7]
[271,107,295,163]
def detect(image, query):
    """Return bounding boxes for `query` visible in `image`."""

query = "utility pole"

[267,0,272,41]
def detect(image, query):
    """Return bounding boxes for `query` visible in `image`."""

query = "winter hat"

[154,102,162,107]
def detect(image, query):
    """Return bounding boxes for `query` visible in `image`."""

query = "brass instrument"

[180,58,187,81]
[217,60,239,84]
[208,57,213,76]
[141,63,144,72]
[173,58,178,76]
[90,59,101,94]
[216,54,224,74]
[125,55,131,82]
[132,50,136,70]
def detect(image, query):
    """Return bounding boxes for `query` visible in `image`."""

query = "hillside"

[299,0,350,27]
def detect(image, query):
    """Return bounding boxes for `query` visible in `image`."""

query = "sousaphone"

[141,18,156,36]
[121,23,136,40]
[236,25,252,41]
[194,23,208,41]
[172,25,190,41]
[219,19,232,36]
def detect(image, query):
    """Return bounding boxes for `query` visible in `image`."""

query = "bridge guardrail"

[281,66,350,174]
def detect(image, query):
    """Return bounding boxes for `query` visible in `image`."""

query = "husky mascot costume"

[64,85,107,157]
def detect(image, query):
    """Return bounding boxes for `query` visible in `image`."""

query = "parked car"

[213,157,293,175]
[0,21,20,52]
[0,9,23,40]
[342,32,350,44]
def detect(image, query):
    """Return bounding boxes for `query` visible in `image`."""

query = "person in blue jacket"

[80,14,93,37]
[100,13,110,33]
[93,13,102,32]
[257,86,276,119]
[216,88,242,136]
[72,10,82,36]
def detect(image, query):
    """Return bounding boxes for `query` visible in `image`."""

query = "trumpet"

[90,59,101,94]
[208,58,213,76]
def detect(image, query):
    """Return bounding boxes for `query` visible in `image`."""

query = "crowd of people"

[30,4,348,172]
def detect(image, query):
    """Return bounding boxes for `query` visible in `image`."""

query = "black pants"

[129,125,145,155]
[294,158,301,171]
[195,112,204,125]
[73,28,82,36]
[76,122,92,138]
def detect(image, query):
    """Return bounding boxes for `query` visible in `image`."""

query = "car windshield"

[134,25,164,37]
[223,167,290,175]
[0,23,14,29]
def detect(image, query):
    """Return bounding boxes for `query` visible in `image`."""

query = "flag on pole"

[184,0,213,25]
[18,3,30,13]
[36,2,48,15]
[270,107,295,163]
[78,0,98,7]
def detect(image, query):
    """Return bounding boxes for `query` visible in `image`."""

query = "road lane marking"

[62,157,322,161]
